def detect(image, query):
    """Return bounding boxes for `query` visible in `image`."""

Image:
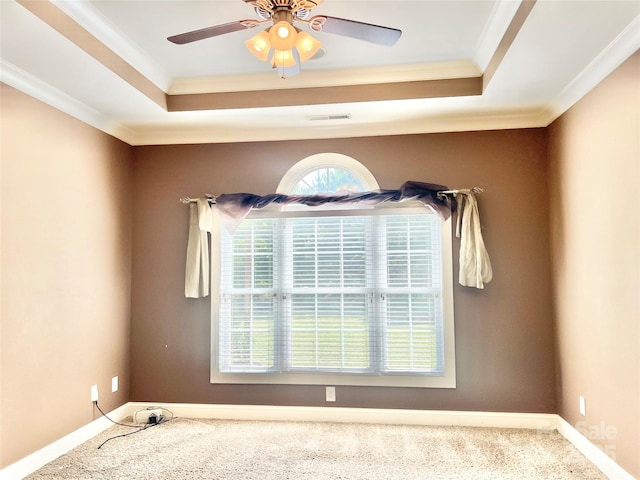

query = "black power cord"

[97,424,156,449]
[94,401,140,429]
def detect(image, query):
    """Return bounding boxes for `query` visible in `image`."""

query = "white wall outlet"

[134,408,164,424]
[111,376,119,393]
[579,395,586,416]
[326,386,336,402]
[90,384,99,402]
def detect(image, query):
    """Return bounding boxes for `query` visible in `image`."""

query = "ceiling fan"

[167,0,402,78]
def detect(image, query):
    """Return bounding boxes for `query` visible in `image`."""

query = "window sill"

[210,370,456,389]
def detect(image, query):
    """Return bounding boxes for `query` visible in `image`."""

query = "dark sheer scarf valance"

[214,181,454,221]
[183,180,492,297]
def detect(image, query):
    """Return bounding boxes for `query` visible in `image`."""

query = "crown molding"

[0,59,135,144]
[18,0,166,109]
[473,0,524,72]
[50,0,171,91]
[539,14,640,125]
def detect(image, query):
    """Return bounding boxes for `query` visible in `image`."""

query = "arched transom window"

[277,153,379,194]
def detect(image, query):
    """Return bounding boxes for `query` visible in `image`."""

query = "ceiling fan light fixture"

[245,30,271,61]
[268,20,297,50]
[168,1,402,79]
[295,30,322,62]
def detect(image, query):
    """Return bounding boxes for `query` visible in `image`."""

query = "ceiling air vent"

[306,113,352,121]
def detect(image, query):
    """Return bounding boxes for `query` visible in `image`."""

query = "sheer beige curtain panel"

[455,190,493,289]
[185,198,216,298]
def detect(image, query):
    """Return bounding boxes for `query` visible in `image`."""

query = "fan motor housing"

[251,0,323,14]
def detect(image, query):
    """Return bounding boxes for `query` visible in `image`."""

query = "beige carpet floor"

[25,418,607,479]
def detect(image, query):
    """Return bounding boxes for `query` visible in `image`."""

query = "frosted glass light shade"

[295,31,322,62]
[245,30,271,62]
[271,49,297,68]
[269,21,297,51]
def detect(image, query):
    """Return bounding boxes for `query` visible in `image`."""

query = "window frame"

[210,155,456,388]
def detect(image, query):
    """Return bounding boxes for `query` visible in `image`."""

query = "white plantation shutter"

[287,215,372,372]
[382,214,444,374]
[219,218,278,372]
[218,208,445,376]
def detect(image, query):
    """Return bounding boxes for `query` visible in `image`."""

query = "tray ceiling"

[1,0,638,145]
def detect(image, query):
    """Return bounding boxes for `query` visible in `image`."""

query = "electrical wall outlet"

[326,386,336,402]
[134,408,164,424]
[579,395,586,416]
[111,376,119,393]
[91,384,99,402]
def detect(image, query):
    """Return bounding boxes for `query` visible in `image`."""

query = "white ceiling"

[1,0,639,145]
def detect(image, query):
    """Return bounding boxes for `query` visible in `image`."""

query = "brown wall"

[0,84,133,467]
[130,129,556,413]
[548,51,640,478]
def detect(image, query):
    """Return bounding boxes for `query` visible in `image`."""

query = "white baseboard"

[0,403,130,480]
[2,403,634,480]
[556,416,635,480]
[127,402,558,430]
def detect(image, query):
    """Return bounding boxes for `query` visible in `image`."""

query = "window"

[211,155,455,388]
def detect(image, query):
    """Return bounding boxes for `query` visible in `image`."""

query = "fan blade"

[309,15,402,46]
[168,21,255,45]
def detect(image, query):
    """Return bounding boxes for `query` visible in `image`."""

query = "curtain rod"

[436,187,484,196]
[180,194,216,204]
[179,187,483,205]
